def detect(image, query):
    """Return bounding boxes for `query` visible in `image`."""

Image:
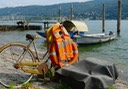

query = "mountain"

[0,0,127,20]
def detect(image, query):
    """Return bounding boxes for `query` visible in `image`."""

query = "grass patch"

[108,86,116,89]
[22,82,33,88]
[55,81,72,89]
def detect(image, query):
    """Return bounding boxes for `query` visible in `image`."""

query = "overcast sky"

[0,0,92,8]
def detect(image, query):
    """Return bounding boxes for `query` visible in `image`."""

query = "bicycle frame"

[27,39,40,62]
[14,35,49,75]
[26,36,48,61]
[14,61,48,75]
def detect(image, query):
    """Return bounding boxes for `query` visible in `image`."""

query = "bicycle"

[0,34,50,88]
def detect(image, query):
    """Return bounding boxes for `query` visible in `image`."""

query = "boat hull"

[75,34,116,45]
[37,31,116,45]
[36,31,46,38]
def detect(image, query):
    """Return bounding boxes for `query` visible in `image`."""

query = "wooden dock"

[0,25,42,31]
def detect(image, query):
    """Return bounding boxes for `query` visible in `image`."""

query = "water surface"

[0,20,128,81]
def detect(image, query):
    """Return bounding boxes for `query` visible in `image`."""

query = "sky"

[0,0,91,8]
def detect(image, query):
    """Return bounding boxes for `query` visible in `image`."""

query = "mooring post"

[44,21,49,30]
[102,4,105,33]
[70,4,73,20]
[46,21,49,29]
[58,6,61,22]
[43,22,46,30]
[117,0,122,34]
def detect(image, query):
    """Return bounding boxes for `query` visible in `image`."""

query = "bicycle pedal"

[37,62,48,76]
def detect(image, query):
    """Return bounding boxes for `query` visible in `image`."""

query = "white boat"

[73,32,116,44]
[63,20,116,45]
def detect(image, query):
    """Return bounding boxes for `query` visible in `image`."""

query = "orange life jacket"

[48,23,78,68]
[60,26,73,58]
[49,41,78,67]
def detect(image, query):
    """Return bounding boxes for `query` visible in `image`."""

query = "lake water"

[0,20,128,81]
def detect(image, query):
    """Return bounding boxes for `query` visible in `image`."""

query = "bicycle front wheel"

[0,42,35,88]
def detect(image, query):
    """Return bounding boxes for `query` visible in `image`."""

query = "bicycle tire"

[0,42,36,88]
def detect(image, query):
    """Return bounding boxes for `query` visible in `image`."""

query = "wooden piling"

[102,4,105,33]
[58,6,61,22]
[43,21,56,30]
[43,22,49,30]
[117,0,122,34]
[70,5,73,20]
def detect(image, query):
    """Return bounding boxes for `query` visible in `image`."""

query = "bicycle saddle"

[26,34,35,40]
[26,34,41,40]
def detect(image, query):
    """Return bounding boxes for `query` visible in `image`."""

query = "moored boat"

[73,32,116,44]
[63,20,116,44]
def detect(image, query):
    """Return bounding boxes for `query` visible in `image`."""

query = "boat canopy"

[62,20,88,32]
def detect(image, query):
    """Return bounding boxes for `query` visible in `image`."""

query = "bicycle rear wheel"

[0,42,36,88]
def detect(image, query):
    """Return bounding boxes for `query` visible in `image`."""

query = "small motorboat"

[73,32,116,45]
[63,20,116,44]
